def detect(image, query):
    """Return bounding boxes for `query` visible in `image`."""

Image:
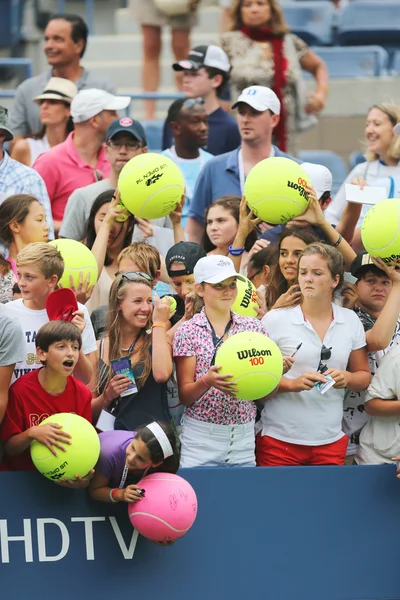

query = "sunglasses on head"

[183,97,205,109]
[116,271,153,285]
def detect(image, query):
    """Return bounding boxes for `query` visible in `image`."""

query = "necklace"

[120,331,142,355]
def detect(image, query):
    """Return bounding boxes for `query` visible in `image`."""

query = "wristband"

[201,375,210,388]
[152,322,166,329]
[110,488,119,503]
[333,234,342,247]
[228,245,245,257]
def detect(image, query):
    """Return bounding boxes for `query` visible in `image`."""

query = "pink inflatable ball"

[128,473,198,542]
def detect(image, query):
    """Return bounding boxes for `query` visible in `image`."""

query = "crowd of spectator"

[1,3,400,502]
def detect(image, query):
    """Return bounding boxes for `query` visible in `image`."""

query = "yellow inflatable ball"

[215,332,283,401]
[231,278,259,317]
[30,413,100,482]
[244,157,310,225]
[49,239,98,289]
[361,198,400,265]
[118,153,185,219]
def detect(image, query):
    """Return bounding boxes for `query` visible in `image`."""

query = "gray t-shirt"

[10,68,116,137]
[59,179,113,240]
[0,308,26,366]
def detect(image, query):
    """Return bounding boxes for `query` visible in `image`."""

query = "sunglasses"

[116,271,153,284]
[317,345,332,374]
[183,97,205,109]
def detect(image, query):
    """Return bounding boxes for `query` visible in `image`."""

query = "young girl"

[173,254,273,468]
[90,273,173,430]
[0,194,50,302]
[11,77,76,166]
[265,227,319,310]
[258,243,370,466]
[88,421,179,504]
[203,196,258,272]
[84,190,135,312]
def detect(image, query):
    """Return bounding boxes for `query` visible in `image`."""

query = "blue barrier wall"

[1,466,400,600]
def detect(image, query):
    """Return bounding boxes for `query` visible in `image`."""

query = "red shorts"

[256,432,348,466]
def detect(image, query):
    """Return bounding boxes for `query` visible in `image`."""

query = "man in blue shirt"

[185,85,295,243]
[162,45,240,156]
[162,98,213,228]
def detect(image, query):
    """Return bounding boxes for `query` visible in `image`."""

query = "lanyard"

[388,176,395,198]
[123,331,142,356]
[119,463,150,488]
[207,317,233,365]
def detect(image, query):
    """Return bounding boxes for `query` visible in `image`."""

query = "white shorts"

[180,415,256,468]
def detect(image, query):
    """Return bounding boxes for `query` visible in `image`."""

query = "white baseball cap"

[71,89,131,124]
[173,45,231,74]
[232,85,281,115]
[301,162,333,199]
[194,255,247,284]
[394,123,400,135]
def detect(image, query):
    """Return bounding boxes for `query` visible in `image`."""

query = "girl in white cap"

[173,254,278,468]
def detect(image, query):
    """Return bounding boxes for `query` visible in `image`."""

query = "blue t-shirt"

[162,107,241,156]
[161,147,213,228]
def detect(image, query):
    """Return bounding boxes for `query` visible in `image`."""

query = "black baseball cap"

[166,242,207,277]
[350,252,384,278]
[173,45,230,73]
[106,117,147,145]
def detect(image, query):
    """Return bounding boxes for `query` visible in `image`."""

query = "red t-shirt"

[0,369,92,471]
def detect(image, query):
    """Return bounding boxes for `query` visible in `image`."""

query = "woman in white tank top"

[11,77,77,167]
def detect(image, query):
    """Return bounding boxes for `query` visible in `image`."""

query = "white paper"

[345,184,387,206]
[97,410,116,432]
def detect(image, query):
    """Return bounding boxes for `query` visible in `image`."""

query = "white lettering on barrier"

[0,517,139,563]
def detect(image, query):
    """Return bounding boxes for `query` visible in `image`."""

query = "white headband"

[146,422,174,459]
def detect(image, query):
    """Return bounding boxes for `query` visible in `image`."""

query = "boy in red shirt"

[1,321,94,487]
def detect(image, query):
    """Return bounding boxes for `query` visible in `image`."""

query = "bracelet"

[228,245,245,257]
[109,488,119,503]
[201,375,210,388]
[152,322,166,329]
[333,234,342,247]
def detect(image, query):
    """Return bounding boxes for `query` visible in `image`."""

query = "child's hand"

[392,457,400,478]
[29,423,71,456]
[203,366,238,394]
[60,272,94,305]
[56,470,95,488]
[122,484,145,503]
[71,309,86,333]
[283,356,294,374]
[254,290,266,320]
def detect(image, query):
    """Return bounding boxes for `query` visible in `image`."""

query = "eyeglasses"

[317,345,332,374]
[248,269,262,282]
[183,97,205,109]
[116,271,153,284]
[107,140,142,150]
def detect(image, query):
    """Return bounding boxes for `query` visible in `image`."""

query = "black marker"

[290,343,302,358]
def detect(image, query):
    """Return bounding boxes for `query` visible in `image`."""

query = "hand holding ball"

[161,296,177,314]
[49,239,98,289]
[215,332,283,401]
[128,473,198,542]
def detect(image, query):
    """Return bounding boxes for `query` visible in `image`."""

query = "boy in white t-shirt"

[3,242,97,385]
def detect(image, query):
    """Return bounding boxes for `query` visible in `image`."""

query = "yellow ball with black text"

[118,153,185,219]
[215,332,283,401]
[231,277,258,317]
[30,413,100,482]
[361,198,400,265]
[244,157,310,224]
[161,296,177,314]
[49,239,98,289]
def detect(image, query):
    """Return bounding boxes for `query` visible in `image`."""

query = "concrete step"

[83,32,218,63]
[81,58,183,88]
[115,6,222,36]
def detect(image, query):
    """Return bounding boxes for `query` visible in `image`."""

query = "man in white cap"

[185,85,294,244]
[33,88,131,233]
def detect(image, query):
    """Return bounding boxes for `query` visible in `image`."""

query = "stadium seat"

[392,50,400,75]
[297,150,348,197]
[0,0,25,54]
[281,1,335,46]
[309,46,389,78]
[349,152,367,171]
[337,2,400,50]
[142,120,164,152]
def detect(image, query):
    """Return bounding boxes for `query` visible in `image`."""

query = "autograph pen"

[290,343,302,358]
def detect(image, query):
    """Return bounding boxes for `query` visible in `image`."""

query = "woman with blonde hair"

[326,102,400,231]
[90,273,173,430]
[220,0,329,154]
[258,242,370,467]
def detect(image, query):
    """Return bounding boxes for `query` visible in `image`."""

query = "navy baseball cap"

[106,117,147,145]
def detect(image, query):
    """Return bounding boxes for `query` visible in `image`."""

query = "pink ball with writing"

[128,473,198,542]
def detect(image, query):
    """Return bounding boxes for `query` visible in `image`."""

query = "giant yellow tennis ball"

[215,332,283,401]
[49,239,98,289]
[30,413,100,482]
[361,198,400,265]
[244,157,311,224]
[231,278,259,317]
[118,153,185,219]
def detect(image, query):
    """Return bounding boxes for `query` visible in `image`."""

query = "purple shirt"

[97,430,135,488]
